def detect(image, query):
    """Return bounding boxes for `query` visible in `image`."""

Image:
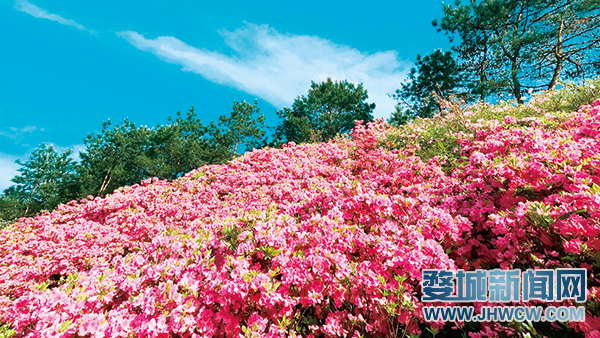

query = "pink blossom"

[1,101,600,337]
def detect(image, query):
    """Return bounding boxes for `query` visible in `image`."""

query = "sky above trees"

[0,0,452,191]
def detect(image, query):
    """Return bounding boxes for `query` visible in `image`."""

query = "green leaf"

[58,319,72,333]
[557,209,587,220]
[530,253,540,262]
[589,183,600,195]
[0,324,15,338]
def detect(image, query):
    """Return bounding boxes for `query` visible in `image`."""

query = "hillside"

[1,83,600,337]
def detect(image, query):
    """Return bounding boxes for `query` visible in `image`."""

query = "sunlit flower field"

[1,87,599,337]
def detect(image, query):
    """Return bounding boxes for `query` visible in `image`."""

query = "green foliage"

[217,100,267,158]
[275,78,375,144]
[0,196,25,225]
[390,50,463,124]
[433,0,600,102]
[0,323,14,338]
[0,102,269,219]
[148,107,229,180]
[0,101,269,220]
[539,78,600,115]
[0,144,78,220]
[78,119,154,197]
[531,0,600,89]
[4,72,600,225]
[432,0,507,101]
[385,77,600,166]
[78,107,238,197]
[388,105,414,127]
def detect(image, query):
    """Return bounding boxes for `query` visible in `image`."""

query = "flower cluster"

[0,100,599,337]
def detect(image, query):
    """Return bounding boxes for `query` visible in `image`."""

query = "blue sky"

[0,0,451,191]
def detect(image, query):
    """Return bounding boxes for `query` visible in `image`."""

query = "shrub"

[0,82,599,337]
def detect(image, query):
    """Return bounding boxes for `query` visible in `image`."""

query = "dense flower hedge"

[0,100,599,337]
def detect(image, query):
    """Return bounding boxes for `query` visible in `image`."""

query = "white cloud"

[0,154,21,193]
[14,0,93,33]
[0,125,39,141]
[117,24,408,118]
[11,126,37,133]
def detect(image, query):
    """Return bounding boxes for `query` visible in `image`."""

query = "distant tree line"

[390,0,600,124]
[0,78,375,222]
[4,0,599,222]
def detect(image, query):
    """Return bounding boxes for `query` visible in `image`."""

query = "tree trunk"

[480,39,489,101]
[99,169,112,196]
[25,182,40,215]
[549,17,565,90]
[511,54,523,104]
[232,134,239,157]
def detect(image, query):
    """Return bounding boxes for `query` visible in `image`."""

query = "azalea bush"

[0,88,600,337]
[384,77,600,165]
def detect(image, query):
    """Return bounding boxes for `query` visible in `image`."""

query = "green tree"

[0,196,25,226]
[434,0,600,102]
[274,78,375,144]
[390,50,463,124]
[149,107,230,179]
[77,119,153,197]
[533,0,600,89]
[434,0,538,102]
[77,106,249,197]
[217,100,267,158]
[432,0,506,100]
[0,144,78,219]
[0,104,267,220]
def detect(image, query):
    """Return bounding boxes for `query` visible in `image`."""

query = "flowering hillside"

[1,88,600,337]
